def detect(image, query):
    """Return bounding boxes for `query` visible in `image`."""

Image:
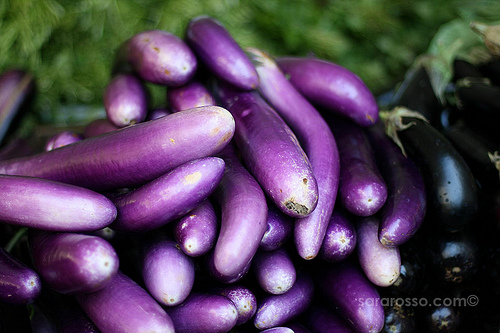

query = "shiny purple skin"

[260,205,293,251]
[211,144,268,280]
[168,80,216,112]
[82,118,118,138]
[0,247,41,305]
[315,262,385,333]
[249,48,339,260]
[276,56,379,127]
[141,234,195,306]
[319,209,357,263]
[185,16,259,90]
[331,117,387,216]
[217,84,318,218]
[261,328,295,333]
[124,29,197,86]
[206,252,252,284]
[45,130,83,151]
[0,106,235,192]
[111,157,225,232]
[75,271,175,333]
[356,216,401,287]
[165,292,238,333]
[29,231,119,295]
[0,175,117,231]
[366,122,427,246]
[103,73,148,127]
[0,69,35,145]
[173,199,218,257]
[218,285,257,325]
[304,305,356,333]
[252,248,296,295]
[254,272,315,330]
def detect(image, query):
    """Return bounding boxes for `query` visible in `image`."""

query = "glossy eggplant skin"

[398,116,479,232]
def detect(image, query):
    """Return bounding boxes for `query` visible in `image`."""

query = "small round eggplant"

[45,130,83,151]
[382,304,417,333]
[259,204,293,251]
[167,79,216,112]
[319,209,357,263]
[82,118,119,138]
[218,284,258,326]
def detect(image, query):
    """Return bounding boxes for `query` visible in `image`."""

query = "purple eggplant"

[103,73,148,127]
[248,48,339,259]
[119,29,197,86]
[315,262,385,333]
[44,130,83,151]
[206,251,253,284]
[356,216,401,287]
[211,143,268,280]
[319,209,357,263]
[0,138,35,161]
[111,156,224,232]
[165,292,238,333]
[330,116,387,216]
[140,234,195,306]
[0,247,41,305]
[303,304,356,333]
[216,83,318,218]
[0,174,116,231]
[146,108,171,120]
[167,79,216,112]
[82,118,118,138]
[253,272,315,330]
[260,204,293,251]
[185,16,259,90]
[252,247,296,295]
[173,199,218,257]
[366,122,427,246]
[29,230,119,295]
[261,328,295,333]
[218,284,258,326]
[276,56,379,126]
[0,106,235,192]
[75,271,175,333]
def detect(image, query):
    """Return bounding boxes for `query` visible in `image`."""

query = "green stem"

[4,227,28,253]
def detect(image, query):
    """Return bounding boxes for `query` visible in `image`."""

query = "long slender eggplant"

[303,304,356,333]
[252,247,296,295]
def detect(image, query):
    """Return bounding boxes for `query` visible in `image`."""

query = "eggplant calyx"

[487,151,500,183]
[470,21,500,58]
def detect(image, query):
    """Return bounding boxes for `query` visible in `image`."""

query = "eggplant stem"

[4,227,28,253]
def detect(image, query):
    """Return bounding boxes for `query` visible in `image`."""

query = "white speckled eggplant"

[168,79,216,112]
[140,234,195,306]
[276,56,379,127]
[0,106,235,192]
[252,247,296,295]
[103,73,148,127]
[29,230,119,295]
[165,292,238,333]
[248,48,339,259]
[0,247,41,305]
[0,175,116,231]
[216,83,318,218]
[356,216,401,287]
[173,199,218,257]
[259,204,293,251]
[185,16,259,90]
[217,284,257,326]
[111,157,225,232]
[75,271,175,333]
[45,130,83,151]
[319,209,357,263]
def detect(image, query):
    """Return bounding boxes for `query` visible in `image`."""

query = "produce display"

[0,13,499,333]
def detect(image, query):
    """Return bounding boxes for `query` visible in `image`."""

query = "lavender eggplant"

[216,83,318,218]
[75,271,175,333]
[117,29,197,86]
[252,247,296,295]
[185,16,259,90]
[0,175,116,231]
[366,121,427,246]
[319,209,357,263]
[44,130,83,151]
[217,284,257,326]
[356,216,401,287]
[211,143,268,280]
[261,328,295,333]
[111,157,225,232]
[248,48,339,259]
[260,204,293,251]
[303,304,356,333]
[276,56,378,126]
[330,116,387,216]
[0,106,235,191]
[82,118,118,138]
[165,292,238,333]
[29,230,119,295]
[167,79,216,112]
[140,234,195,306]
[0,247,41,305]
[315,262,385,333]
[103,73,148,127]
[0,69,35,145]
[173,199,218,257]
[253,272,314,330]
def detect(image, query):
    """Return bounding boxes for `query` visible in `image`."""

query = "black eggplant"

[422,305,461,333]
[383,304,417,333]
[479,58,500,86]
[452,59,485,82]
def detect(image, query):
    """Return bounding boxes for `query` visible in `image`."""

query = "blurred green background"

[1,0,498,128]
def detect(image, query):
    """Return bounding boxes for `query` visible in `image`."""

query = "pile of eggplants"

[0,15,498,333]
